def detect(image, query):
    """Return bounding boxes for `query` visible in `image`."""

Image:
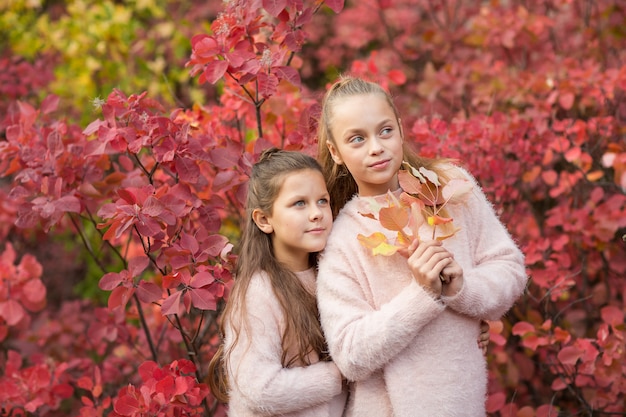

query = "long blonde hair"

[317,76,451,217]
[208,148,328,403]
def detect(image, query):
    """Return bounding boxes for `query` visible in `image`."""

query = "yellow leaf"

[372,241,401,256]
[357,232,401,256]
[395,231,413,248]
[436,227,461,241]
[427,215,453,226]
[357,232,388,249]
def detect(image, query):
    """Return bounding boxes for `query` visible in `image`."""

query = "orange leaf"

[523,166,541,183]
[398,170,423,194]
[379,205,409,231]
[407,202,425,237]
[585,170,604,181]
[399,192,424,208]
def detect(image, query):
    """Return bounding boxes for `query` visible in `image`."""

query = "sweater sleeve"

[317,237,445,382]
[227,274,343,415]
[441,168,528,320]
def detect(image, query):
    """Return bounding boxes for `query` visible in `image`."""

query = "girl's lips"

[370,159,390,169]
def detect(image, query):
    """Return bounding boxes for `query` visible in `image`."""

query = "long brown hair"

[208,148,328,403]
[317,75,452,218]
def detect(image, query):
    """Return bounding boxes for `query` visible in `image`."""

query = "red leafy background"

[1,0,624,416]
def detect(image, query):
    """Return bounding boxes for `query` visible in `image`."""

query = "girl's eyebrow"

[341,119,395,139]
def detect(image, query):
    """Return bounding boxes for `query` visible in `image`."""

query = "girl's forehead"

[332,93,390,113]
[330,93,395,122]
[277,169,325,190]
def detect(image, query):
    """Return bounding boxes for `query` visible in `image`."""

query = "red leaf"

[22,278,47,308]
[180,232,200,255]
[559,92,575,110]
[191,35,220,59]
[108,286,134,310]
[209,145,241,169]
[323,0,345,13]
[557,345,582,365]
[263,0,287,17]
[156,375,175,398]
[40,94,59,114]
[175,359,197,374]
[175,157,200,183]
[485,392,506,413]
[191,271,215,288]
[142,196,165,217]
[77,376,94,391]
[117,188,138,205]
[0,299,25,326]
[257,72,279,99]
[174,376,190,396]
[82,119,106,136]
[113,394,141,416]
[387,70,406,85]
[202,234,229,258]
[203,60,229,84]
[161,291,183,316]
[128,256,150,277]
[190,288,217,311]
[512,321,535,336]
[139,361,159,382]
[226,42,255,67]
[99,272,122,291]
[274,65,301,87]
[600,305,623,327]
[136,281,163,304]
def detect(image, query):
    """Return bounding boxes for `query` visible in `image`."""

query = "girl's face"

[326,92,404,197]
[255,169,332,272]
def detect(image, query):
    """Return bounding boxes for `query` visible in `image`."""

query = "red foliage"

[0,0,624,416]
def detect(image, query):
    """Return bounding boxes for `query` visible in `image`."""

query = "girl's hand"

[478,320,490,356]
[406,239,452,298]
[440,257,464,298]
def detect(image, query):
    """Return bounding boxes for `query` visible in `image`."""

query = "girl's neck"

[358,186,402,199]
[279,256,313,273]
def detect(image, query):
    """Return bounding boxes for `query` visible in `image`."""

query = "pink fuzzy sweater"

[224,268,347,417]
[316,167,527,417]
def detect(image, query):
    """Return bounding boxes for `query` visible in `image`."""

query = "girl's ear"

[327,141,343,165]
[252,208,273,234]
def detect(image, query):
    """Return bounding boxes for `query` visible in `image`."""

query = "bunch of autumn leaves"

[357,162,473,256]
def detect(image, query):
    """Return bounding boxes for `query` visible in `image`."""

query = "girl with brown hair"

[209,148,347,416]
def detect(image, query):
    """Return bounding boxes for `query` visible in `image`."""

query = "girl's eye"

[318,198,329,205]
[381,127,393,136]
[349,135,364,144]
[294,200,305,207]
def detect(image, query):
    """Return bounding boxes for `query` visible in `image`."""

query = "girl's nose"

[369,136,384,155]
[310,206,323,221]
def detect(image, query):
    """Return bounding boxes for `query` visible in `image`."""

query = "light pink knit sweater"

[224,268,347,417]
[317,167,527,417]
